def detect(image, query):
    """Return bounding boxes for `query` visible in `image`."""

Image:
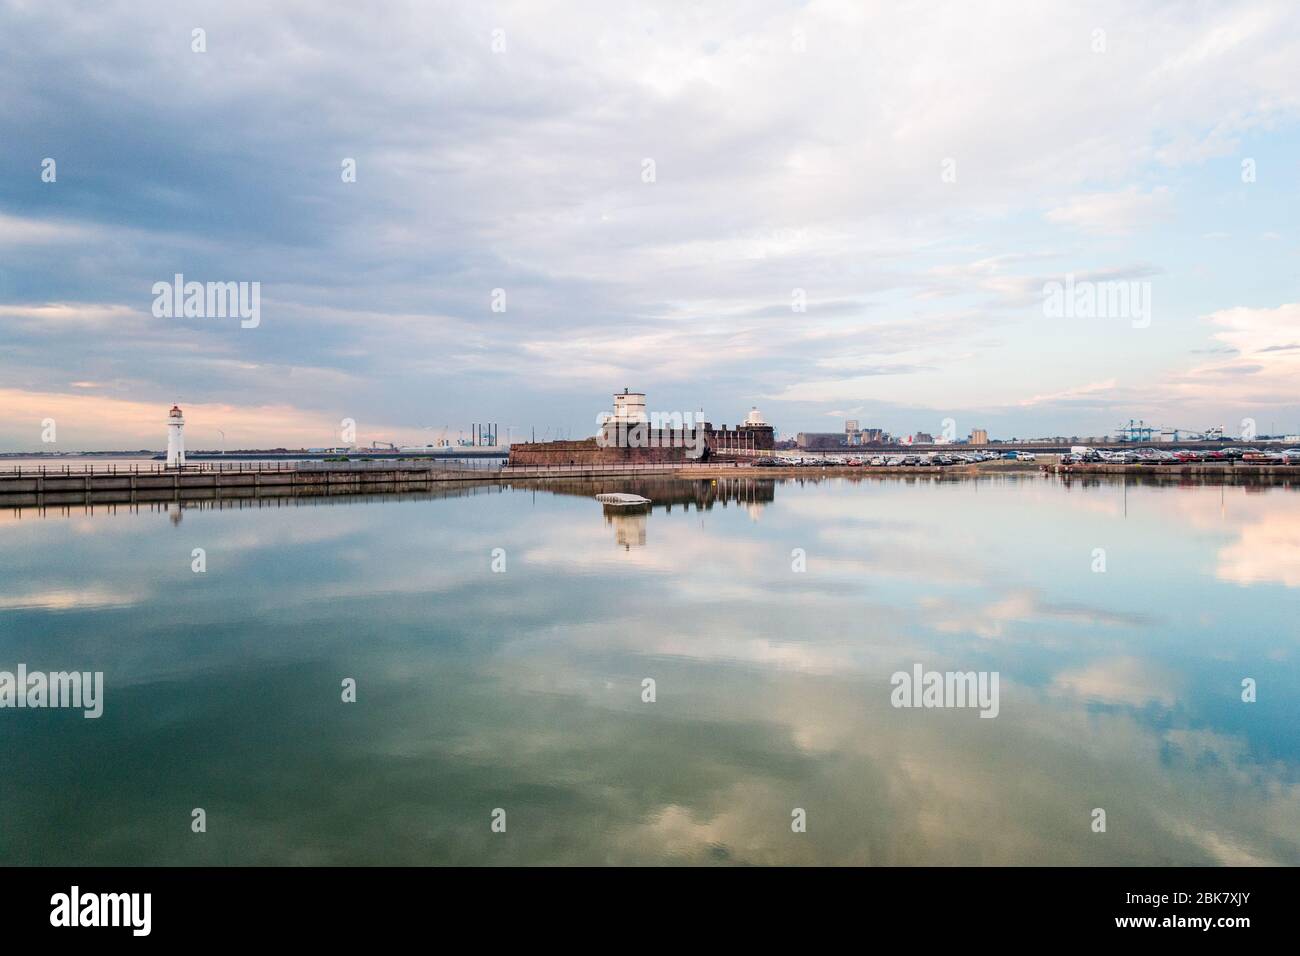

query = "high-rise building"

[970,428,989,445]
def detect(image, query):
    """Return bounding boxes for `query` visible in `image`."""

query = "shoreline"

[4,458,1299,511]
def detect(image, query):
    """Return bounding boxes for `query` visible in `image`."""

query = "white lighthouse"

[166,405,186,467]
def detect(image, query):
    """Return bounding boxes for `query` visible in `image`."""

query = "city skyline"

[3,1,1300,451]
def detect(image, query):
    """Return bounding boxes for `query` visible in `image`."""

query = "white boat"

[595,493,651,506]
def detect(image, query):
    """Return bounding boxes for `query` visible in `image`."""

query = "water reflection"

[0,474,1296,864]
[524,475,775,512]
[604,508,648,549]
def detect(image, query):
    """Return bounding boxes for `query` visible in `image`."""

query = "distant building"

[509,389,774,466]
[797,432,848,450]
[914,432,934,444]
[841,420,889,446]
[970,428,988,445]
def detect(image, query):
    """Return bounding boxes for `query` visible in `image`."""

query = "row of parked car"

[1061,447,1300,465]
[755,451,1017,468]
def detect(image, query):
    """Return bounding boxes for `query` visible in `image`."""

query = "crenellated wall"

[507,439,706,466]
[507,425,774,466]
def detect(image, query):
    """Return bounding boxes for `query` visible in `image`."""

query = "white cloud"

[1167,303,1300,406]
[1018,379,1118,408]
[1045,188,1174,235]
[1051,657,1178,707]
[4,0,1300,442]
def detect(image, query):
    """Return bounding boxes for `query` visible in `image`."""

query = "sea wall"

[507,439,705,466]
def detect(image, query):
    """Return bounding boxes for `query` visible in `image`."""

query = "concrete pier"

[5,457,1298,510]
[0,460,752,508]
[0,462,485,508]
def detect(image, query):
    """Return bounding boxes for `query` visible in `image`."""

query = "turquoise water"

[1,474,1297,865]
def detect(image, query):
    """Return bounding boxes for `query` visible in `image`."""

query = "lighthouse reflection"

[519,476,777,549]
[584,477,776,548]
[603,507,649,549]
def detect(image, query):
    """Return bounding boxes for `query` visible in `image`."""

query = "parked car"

[1016,452,1036,462]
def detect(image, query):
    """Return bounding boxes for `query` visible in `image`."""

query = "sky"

[1,0,1298,451]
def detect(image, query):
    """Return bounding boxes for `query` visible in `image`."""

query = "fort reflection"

[519,475,776,513]
[526,476,777,548]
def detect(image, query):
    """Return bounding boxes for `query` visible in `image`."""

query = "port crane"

[1115,419,1158,442]
[1114,420,1225,442]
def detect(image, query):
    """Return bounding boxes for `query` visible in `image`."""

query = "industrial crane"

[1114,420,1225,442]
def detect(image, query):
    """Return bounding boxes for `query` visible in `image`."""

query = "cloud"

[927,590,1151,642]
[1018,379,1118,408]
[3,1,1300,444]
[1051,657,1178,707]
[1217,499,1300,588]
[0,387,406,451]
[0,212,98,246]
[0,586,144,611]
[1168,303,1300,406]
[1045,188,1174,235]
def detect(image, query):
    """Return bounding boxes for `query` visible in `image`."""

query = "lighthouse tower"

[166,405,186,467]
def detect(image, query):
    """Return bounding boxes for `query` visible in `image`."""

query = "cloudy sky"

[2,0,1298,451]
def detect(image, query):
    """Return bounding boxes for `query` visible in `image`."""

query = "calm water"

[2,474,1297,865]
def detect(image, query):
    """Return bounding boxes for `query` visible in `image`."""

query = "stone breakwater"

[0,461,752,508]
